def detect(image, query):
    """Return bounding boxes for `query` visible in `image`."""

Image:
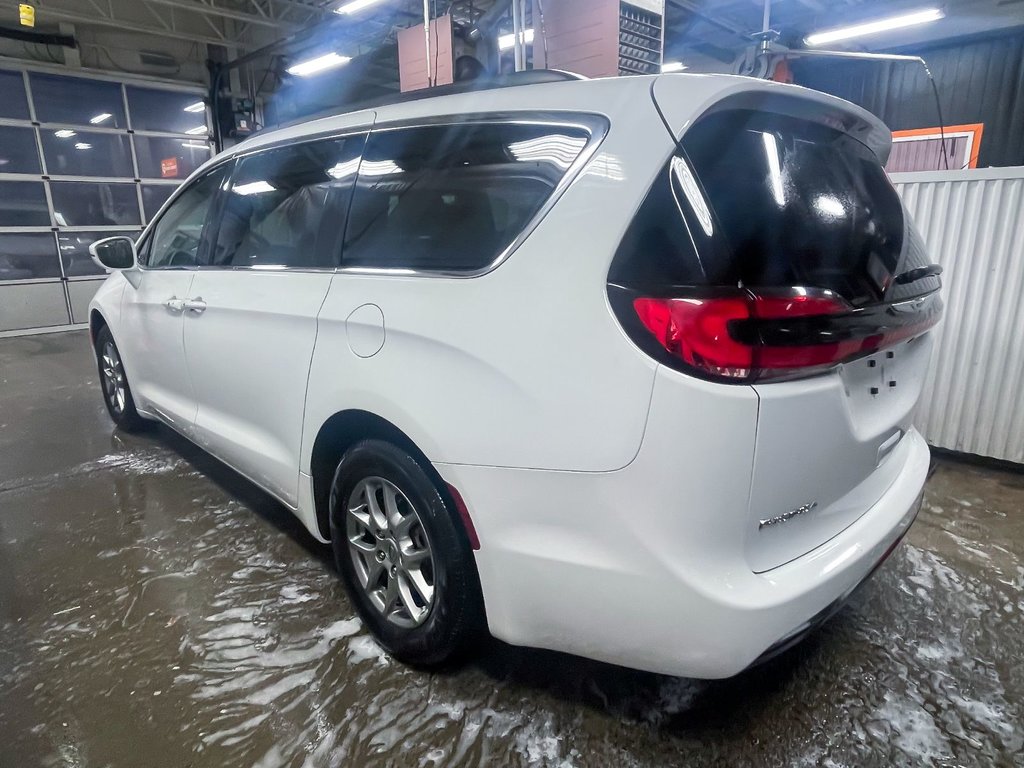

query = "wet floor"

[1,331,1022,767]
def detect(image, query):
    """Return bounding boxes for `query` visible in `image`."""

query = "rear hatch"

[609,78,942,571]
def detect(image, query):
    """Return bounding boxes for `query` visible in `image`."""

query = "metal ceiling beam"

[1,0,236,46]
[142,0,299,28]
[665,0,750,39]
[262,0,328,23]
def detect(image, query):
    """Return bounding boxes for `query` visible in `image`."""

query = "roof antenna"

[423,0,433,86]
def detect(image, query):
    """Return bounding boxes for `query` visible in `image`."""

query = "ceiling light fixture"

[498,28,534,51]
[89,113,112,124]
[661,61,687,73]
[334,0,384,14]
[54,129,76,138]
[74,142,92,150]
[180,140,209,149]
[286,52,353,77]
[805,7,944,46]
[233,180,276,196]
[185,126,208,135]
[183,101,206,113]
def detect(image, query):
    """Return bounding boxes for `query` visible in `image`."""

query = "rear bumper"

[749,488,920,669]
[435,402,930,678]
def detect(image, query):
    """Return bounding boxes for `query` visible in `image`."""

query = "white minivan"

[88,71,942,679]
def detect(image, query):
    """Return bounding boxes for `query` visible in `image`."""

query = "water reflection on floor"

[1,332,1022,767]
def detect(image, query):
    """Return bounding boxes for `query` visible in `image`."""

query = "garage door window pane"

[41,130,133,178]
[134,136,211,179]
[59,230,140,277]
[0,70,30,120]
[126,86,206,134]
[0,126,42,174]
[342,123,589,271]
[50,182,140,226]
[29,73,126,128]
[0,182,50,226]
[142,184,177,222]
[0,233,60,281]
[212,136,364,269]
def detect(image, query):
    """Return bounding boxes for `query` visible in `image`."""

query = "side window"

[146,165,229,269]
[211,135,365,269]
[342,122,591,272]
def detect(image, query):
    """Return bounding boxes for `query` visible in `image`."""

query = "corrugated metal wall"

[794,31,1024,168]
[892,167,1024,463]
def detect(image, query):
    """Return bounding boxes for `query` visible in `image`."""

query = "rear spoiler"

[651,74,893,164]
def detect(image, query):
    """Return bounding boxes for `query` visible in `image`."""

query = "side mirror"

[89,236,138,271]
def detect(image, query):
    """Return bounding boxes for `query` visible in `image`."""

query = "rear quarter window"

[341,122,590,273]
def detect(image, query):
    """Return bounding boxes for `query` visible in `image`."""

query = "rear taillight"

[629,288,940,383]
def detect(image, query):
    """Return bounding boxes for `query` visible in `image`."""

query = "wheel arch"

[309,409,445,542]
[89,309,108,347]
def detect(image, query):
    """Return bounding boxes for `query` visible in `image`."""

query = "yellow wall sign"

[19,4,35,28]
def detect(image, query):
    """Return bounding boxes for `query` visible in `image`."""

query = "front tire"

[94,326,148,433]
[329,439,484,667]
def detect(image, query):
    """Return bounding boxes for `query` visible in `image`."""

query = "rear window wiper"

[894,264,942,285]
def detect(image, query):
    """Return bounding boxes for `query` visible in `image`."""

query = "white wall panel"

[0,282,70,331]
[892,167,1024,464]
[67,279,104,325]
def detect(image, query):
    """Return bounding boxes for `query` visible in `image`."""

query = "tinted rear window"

[686,110,905,304]
[613,110,916,307]
[342,123,589,272]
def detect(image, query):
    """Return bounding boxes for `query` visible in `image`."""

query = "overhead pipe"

[423,0,433,86]
[511,0,524,72]
[771,47,950,169]
[465,0,511,73]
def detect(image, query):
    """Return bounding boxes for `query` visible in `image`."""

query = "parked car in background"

[88,71,942,678]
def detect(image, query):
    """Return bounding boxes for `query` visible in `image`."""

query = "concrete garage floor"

[1,332,1022,767]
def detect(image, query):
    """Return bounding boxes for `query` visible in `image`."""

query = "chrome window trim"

[136,112,609,277]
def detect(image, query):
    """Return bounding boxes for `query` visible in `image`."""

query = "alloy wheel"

[345,476,436,628]
[101,341,126,416]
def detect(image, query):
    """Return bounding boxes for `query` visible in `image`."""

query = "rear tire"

[94,326,148,433]
[329,439,484,667]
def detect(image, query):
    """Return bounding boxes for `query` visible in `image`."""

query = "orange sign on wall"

[160,157,178,178]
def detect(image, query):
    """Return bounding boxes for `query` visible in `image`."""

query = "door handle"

[183,297,207,314]
[164,297,185,313]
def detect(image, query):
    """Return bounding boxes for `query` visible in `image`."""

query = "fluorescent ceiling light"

[805,7,944,46]
[181,140,209,149]
[507,134,587,169]
[74,142,92,150]
[498,28,534,51]
[661,61,687,73]
[54,129,76,138]
[185,126,208,135]
[327,158,361,180]
[334,0,383,14]
[358,159,402,177]
[286,52,352,76]
[233,180,276,196]
[89,112,112,124]
[670,156,713,237]
[762,132,785,207]
[183,101,206,113]
[814,194,846,218]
